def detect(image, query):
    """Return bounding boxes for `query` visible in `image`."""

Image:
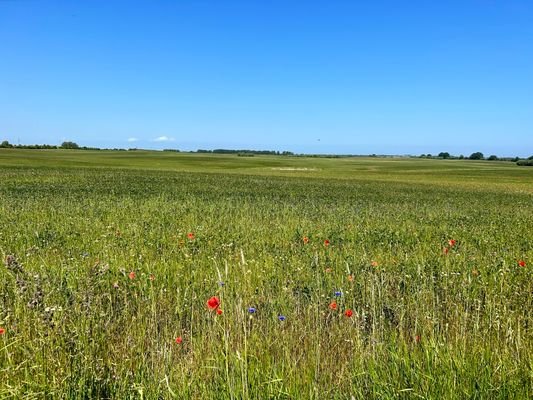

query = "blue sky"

[1,0,532,156]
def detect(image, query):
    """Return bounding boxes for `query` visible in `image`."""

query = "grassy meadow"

[0,149,532,399]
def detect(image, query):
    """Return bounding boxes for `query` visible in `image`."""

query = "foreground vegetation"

[0,150,532,399]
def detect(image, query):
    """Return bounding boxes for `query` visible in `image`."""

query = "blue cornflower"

[218,281,225,287]
[278,315,286,321]
[248,307,257,313]
[334,291,342,297]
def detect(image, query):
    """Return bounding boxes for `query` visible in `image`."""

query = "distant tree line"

[1,141,59,149]
[0,140,100,150]
[516,157,533,166]
[197,149,294,156]
[419,151,532,164]
[0,141,295,155]
[1,140,531,165]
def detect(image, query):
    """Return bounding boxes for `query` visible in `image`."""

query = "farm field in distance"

[0,149,532,399]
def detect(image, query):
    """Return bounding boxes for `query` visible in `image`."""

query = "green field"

[1,149,532,399]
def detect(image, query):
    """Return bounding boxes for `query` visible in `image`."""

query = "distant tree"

[61,141,80,149]
[458,155,464,159]
[487,155,498,161]
[438,152,451,159]
[1,140,13,148]
[469,152,484,160]
[528,155,533,160]
[516,159,533,166]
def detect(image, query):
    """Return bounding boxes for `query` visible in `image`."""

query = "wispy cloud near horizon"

[127,137,138,142]
[154,136,174,142]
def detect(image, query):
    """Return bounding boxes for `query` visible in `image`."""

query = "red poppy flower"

[324,239,330,247]
[329,301,337,310]
[0,327,5,335]
[149,274,155,281]
[443,247,449,255]
[415,334,421,343]
[207,296,220,310]
[216,309,223,315]
[518,260,526,267]
[344,309,353,317]
[325,267,332,273]
[175,336,183,344]
[371,260,378,267]
[187,232,195,240]
[303,236,309,244]
[128,271,136,280]
[448,239,457,247]
[347,275,354,282]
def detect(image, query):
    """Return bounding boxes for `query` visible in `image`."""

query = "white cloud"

[127,137,138,142]
[154,136,175,142]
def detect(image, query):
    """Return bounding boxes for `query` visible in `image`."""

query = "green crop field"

[0,149,532,399]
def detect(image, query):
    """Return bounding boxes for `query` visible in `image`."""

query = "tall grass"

[0,160,532,399]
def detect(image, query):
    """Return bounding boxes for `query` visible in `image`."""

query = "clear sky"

[1,1,532,156]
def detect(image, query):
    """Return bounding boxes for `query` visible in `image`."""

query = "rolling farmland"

[1,150,532,399]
